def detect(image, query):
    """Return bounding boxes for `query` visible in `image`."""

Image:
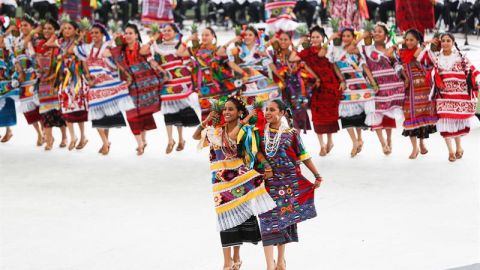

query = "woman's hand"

[312,177,322,189]
[314,78,321,88]
[243,109,257,123]
[264,170,274,179]
[404,78,410,88]
[339,81,346,91]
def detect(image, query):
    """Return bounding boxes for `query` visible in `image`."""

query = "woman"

[34,19,68,150]
[193,97,275,270]
[146,23,200,154]
[329,28,378,157]
[50,19,89,151]
[221,26,280,108]
[397,29,438,159]
[0,34,17,143]
[259,99,321,270]
[427,33,479,161]
[360,23,406,155]
[14,16,44,146]
[269,31,315,133]
[75,23,134,155]
[177,27,237,119]
[111,24,162,155]
[293,26,342,156]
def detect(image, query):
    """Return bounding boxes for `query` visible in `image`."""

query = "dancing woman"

[259,99,321,270]
[111,24,162,155]
[0,33,17,143]
[146,23,200,154]
[397,29,438,159]
[425,33,479,161]
[290,26,342,156]
[359,23,406,155]
[46,19,89,150]
[75,23,134,155]
[328,28,378,157]
[34,19,68,150]
[269,31,314,133]
[177,27,237,119]
[193,97,275,270]
[14,16,44,146]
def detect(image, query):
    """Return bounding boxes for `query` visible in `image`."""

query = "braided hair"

[440,32,462,57]
[165,23,182,49]
[404,28,424,45]
[125,23,142,43]
[310,25,328,41]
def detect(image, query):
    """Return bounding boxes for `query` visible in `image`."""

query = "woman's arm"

[217,36,240,57]
[303,63,321,88]
[227,110,257,141]
[333,64,346,91]
[289,50,301,62]
[193,111,216,140]
[256,151,273,179]
[302,158,323,189]
[362,64,378,92]
[176,34,195,57]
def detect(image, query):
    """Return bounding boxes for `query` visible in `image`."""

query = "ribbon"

[389,25,397,45]
[237,125,259,169]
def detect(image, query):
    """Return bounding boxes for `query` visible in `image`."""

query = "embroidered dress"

[13,35,41,124]
[428,51,479,138]
[259,127,316,246]
[75,43,133,127]
[0,48,18,127]
[112,43,162,135]
[298,47,341,134]
[329,46,375,128]
[272,51,311,132]
[141,0,175,25]
[199,126,276,232]
[190,45,238,119]
[362,45,405,128]
[396,0,435,33]
[330,0,362,29]
[399,48,438,138]
[56,39,89,123]
[151,41,199,127]
[60,0,92,21]
[265,0,298,32]
[228,44,280,107]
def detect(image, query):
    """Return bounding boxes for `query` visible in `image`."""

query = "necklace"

[438,51,458,71]
[264,122,287,157]
[221,125,238,159]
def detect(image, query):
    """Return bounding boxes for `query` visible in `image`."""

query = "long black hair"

[270,99,293,127]
[226,96,248,120]
[165,23,182,49]
[205,26,217,45]
[310,25,327,41]
[125,23,142,43]
[404,28,424,44]
[440,32,462,57]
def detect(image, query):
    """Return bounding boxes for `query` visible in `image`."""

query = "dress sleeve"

[291,129,310,162]
[74,43,88,61]
[463,55,480,95]
[226,46,236,62]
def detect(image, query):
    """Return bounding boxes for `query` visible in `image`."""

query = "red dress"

[298,47,341,134]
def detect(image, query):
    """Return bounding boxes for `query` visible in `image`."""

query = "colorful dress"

[13,35,41,124]
[60,0,92,21]
[141,0,175,25]
[362,45,405,129]
[199,125,276,246]
[112,43,162,135]
[329,46,375,128]
[265,0,298,32]
[227,44,280,106]
[0,48,18,128]
[190,44,237,119]
[259,127,316,246]
[150,41,200,127]
[428,51,479,138]
[330,0,362,29]
[298,47,341,134]
[34,38,66,128]
[272,50,311,132]
[75,43,134,128]
[55,38,89,123]
[399,48,438,138]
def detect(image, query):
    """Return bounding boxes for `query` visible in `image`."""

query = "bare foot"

[409,149,419,159]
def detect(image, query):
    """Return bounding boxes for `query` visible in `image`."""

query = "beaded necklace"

[264,122,287,157]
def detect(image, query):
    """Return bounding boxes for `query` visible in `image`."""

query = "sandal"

[100,143,111,156]
[350,143,359,158]
[37,135,45,147]
[166,140,176,154]
[356,140,364,154]
[326,143,334,154]
[45,138,54,151]
[59,139,67,148]
[176,140,186,151]
[76,139,89,150]
[382,144,391,155]
[455,149,464,159]
[68,138,78,151]
[409,150,419,159]
[319,145,327,156]
[1,132,13,143]
[232,261,242,270]
[420,144,428,155]
[136,144,145,156]
[276,259,286,270]
[448,153,456,162]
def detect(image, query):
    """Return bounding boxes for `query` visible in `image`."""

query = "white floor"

[1,30,480,270]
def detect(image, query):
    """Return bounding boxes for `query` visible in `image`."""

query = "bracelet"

[182,42,187,47]
[322,44,329,50]
[198,125,205,130]
[242,71,248,77]
[264,167,273,172]
[237,123,244,128]
[314,173,321,178]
